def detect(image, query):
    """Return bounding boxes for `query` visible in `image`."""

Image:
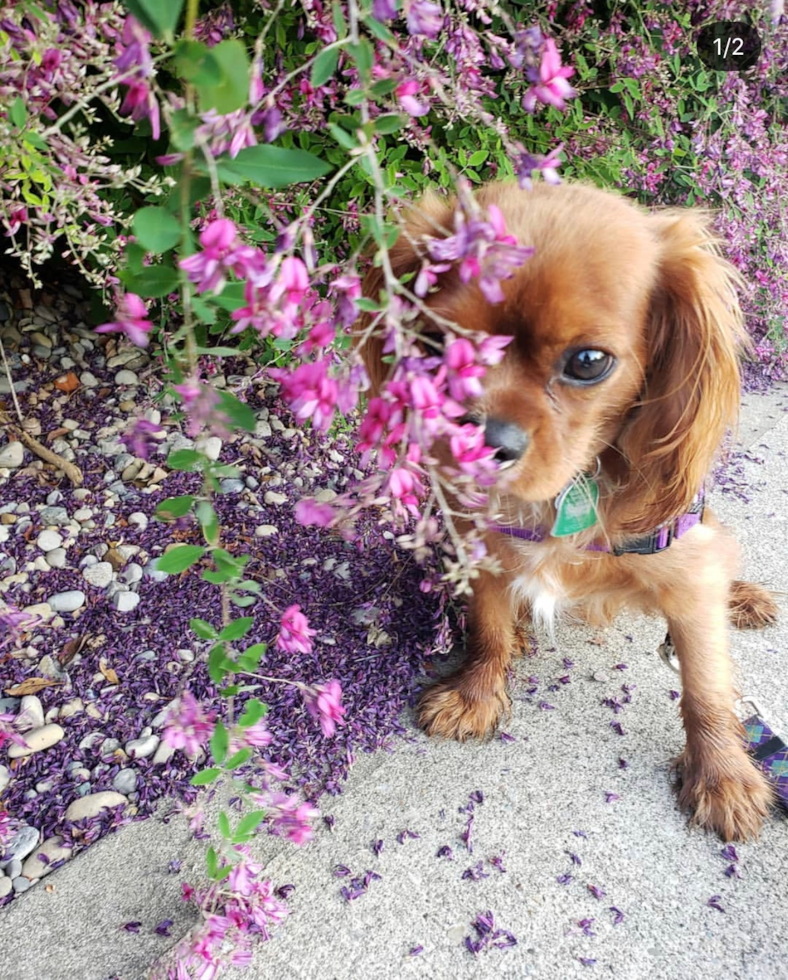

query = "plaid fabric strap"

[743,714,788,812]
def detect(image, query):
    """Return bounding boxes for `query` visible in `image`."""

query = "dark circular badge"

[696,21,761,71]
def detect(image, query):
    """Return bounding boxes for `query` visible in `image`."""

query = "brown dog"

[357,181,778,841]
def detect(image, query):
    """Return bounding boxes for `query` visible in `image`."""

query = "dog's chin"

[493,457,589,506]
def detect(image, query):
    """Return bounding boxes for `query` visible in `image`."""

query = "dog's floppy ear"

[354,191,456,395]
[617,210,748,534]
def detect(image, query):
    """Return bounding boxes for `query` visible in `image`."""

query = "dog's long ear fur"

[617,211,748,535]
[354,192,456,395]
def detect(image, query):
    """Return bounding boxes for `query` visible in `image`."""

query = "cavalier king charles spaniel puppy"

[358,181,778,841]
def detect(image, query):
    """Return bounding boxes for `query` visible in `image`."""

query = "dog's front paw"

[417,676,510,741]
[673,752,773,841]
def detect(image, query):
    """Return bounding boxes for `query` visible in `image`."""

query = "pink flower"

[294,498,335,527]
[276,604,317,654]
[277,256,309,304]
[122,418,165,460]
[444,337,485,401]
[263,793,320,844]
[235,719,272,749]
[179,218,241,294]
[269,360,339,432]
[162,692,216,757]
[95,293,154,347]
[522,38,575,112]
[397,80,430,117]
[302,680,346,737]
[172,378,229,438]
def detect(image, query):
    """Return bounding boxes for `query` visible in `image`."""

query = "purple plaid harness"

[493,488,706,556]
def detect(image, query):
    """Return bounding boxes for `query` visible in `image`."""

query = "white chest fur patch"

[509,567,566,638]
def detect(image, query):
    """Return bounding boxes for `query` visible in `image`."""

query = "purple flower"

[372,839,384,856]
[566,851,582,866]
[409,945,424,956]
[154,919,173,937]
[610,722,627,736]
[462,861,490,881]
[579,958,597,967]
[489,854,506,873]
[499,731,516,743]
[573,830,588,839]
[333,864,352,877]
[609,906,625,925]
[522,37,576,113]
[406,0,443,38]
[121,418,165,460]
[578,918,596,937]
[539,701,556,711]
[587,884,606,900]
[373,0,398,18]
[122,921,142,933]
[618,758,629,770]
[724,865,741,879]
[707,895,726,913]
[614,663,628,671]
[669,690,681,700]
[437,845,454,860]
[721,845,739,863]
[469,790,484,804]
[605,792,620,803]
[556,873,573,885]
[301,680,346,738]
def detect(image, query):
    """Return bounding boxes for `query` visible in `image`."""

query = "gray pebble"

[45,548,68,569]
[113,592,140,613]
[127,512,148,531]
[0,766,11,796]
[37,529,63,552]
[0,825,40,866]
[4,858,22,879]
[0,442,25,468]
[220,479,245,494]
[0,878,12,900]
[82,562,114,588]
[125,734,160,759]
[40,506,70,526]
[12,876,33,894]
[120,562,143,585]
[17,696,44,731]
[264,491,288,506]
[114,369,139,385]
[112,769,138,795]
[47,590,85,613]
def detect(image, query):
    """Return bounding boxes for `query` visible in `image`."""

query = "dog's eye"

[562,349,615,385]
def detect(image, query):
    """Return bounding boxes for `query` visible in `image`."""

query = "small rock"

[119,562,143,585]
[112,769,138,795]
[82,562,114,588]
[36,530,63,552]
[0,825,40,866]
[255,524,279,538]
[99,738,122,755]
[60,698,84,720]
[73,507,93,522]
[113,592,140,613]
[0,442,25,468]
[220,479,245,494]
[255,420,272,438]
[264,491,288,506]
[21,836,73,880]
[0,878,12,900]
[37,655,66,680]
[0,765,10,795]
[593,670,610,683]
[199,436,223,461]
[64,791,127,823]
[4,858,23,879]
[314,488,338,503]
[47,590,85,613]
[8,724,65,759]
[16,696,45,731]
[125,734,160,759]
[127,512,148,531]
[45,548,68,569]
[39,506,70,526]
[152,740,175,766]
[114,369,139,386]
[12,876,32,894]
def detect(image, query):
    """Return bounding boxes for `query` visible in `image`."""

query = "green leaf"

[218,617,254,642]
[202,569,231,585]
[349,39,374,80]
[217,811,232,839]
[238,697,268,726]
[217,145,332,189]
[225,747,253,769]
[311,47,339,88]
[237,643,267,671]
[370,78,399,98]
[190,617,218,640]
[190,297,217,325]
[10,96,26,130]
[169,108,201,152]
[210,720,228,765]
[333,3,347,37]
[216,390,256,432]
[364,15,395,44]
[234,810,266,840]
[468,150,488,167]
[155,495,194,520]
[190,768,220,786]
[133,207,182,254]
[173,40,222,86]
[195,500,219,547]
[231,595,256,608]
[22,131,47,151]
[194,39,250,115]
[208,642,232,683]
[155,545,206,574]
[328,123,358,151]
[121,0,184,40]
[125,264,180,299]
[344,89,367,106]
[206,845,219,877]
[374,113,404,134]
[210,282,246,312]
[167,449,203,471]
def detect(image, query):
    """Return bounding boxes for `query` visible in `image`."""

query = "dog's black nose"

[483,418,529,463]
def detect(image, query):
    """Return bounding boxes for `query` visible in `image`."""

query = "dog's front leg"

[418,568,515,740]
[667,596,773,841]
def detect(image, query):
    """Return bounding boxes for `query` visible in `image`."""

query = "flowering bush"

[1,0,786,976]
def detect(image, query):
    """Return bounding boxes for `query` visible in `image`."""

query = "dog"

[356,180,779,842]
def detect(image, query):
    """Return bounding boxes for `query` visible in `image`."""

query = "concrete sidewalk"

[2,384,787,980]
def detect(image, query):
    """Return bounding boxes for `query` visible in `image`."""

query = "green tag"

[551,478,599,537]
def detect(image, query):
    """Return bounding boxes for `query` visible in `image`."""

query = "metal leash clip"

[737,695,788,814]
[657,631,681,674]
